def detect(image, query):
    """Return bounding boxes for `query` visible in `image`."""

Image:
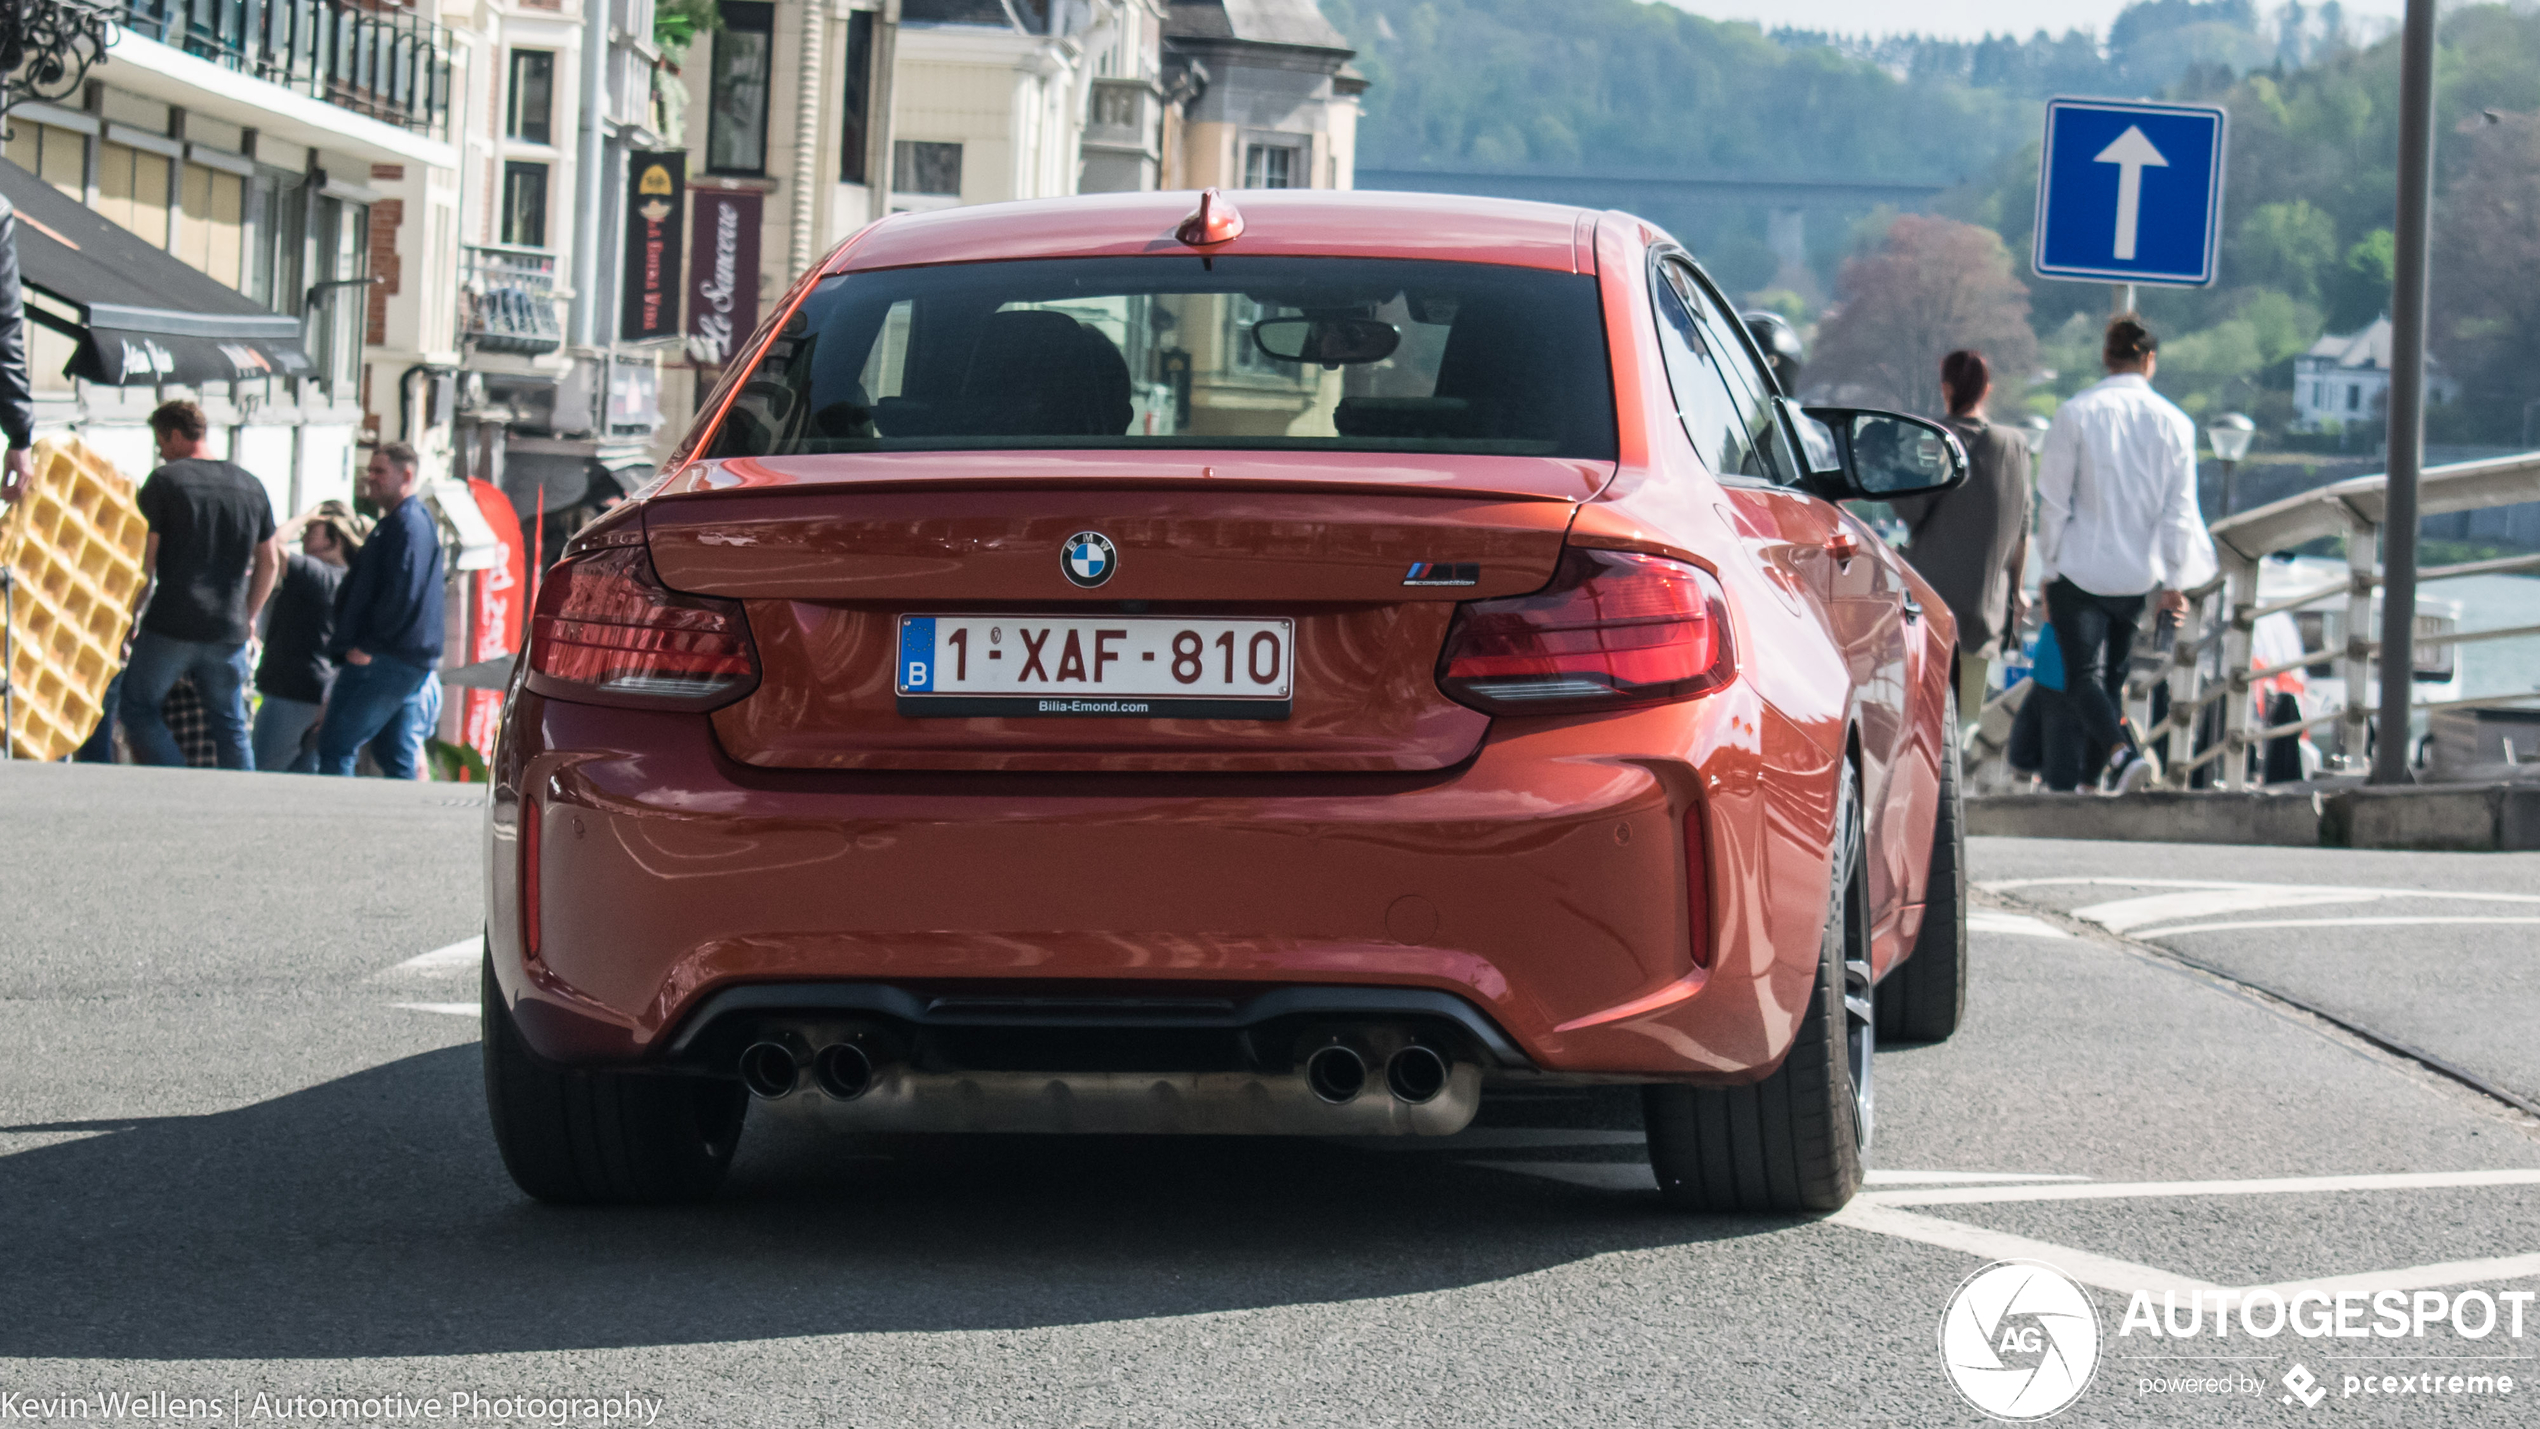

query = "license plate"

[896,615,1295,718]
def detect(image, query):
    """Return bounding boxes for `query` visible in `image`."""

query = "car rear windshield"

[705,256,1618,460]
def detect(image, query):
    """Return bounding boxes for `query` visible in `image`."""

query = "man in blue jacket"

[317,443,444,777]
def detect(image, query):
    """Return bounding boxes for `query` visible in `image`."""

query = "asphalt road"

[2,764,2536,1426]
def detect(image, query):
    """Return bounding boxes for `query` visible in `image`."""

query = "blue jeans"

[120,630,253,769]
[317,656,434,778]
[252,694,325,774]
[370,672,441,777]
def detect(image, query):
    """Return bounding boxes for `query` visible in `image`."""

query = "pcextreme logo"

[1940,1260,2103,1419]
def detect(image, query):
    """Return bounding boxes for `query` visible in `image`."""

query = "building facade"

[7,0,457,521]
[655,0,1359,441]
[445,0,682,564]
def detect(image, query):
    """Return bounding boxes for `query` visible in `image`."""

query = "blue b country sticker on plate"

[899,616,935,692]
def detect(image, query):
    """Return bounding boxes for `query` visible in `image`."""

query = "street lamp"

[2207,412,2257,515]
[2020,414,2051,458]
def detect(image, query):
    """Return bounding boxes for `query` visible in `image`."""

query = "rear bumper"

[486,688,1829,1084]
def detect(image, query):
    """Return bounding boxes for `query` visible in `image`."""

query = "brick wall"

[367,196,404,346]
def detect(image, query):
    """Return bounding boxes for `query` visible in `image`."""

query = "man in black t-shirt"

[121,401,281,769]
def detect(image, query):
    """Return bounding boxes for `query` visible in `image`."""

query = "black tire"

[482,950,747,1204]
[1878,683,1967,1044]
[1644,762,1870,1213]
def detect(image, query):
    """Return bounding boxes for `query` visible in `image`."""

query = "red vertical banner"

[464,478,527,762]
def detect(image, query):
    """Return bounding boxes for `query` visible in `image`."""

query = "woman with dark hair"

[1890,348,2032,733]
[251,501,370,773]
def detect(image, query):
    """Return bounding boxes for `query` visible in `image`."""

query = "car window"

[1650,267,1768,481]
[707,256,1618,460]
[1661,261,1799,486]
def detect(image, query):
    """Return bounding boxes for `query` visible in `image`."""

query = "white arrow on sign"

[2093,125,2170,261]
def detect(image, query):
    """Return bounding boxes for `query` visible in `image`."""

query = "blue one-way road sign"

[2033,98,2227,287]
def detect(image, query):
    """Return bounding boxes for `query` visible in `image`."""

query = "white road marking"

[2122,915,2540,938]
[1857,1167,2540,1209]
[2076,886,2382,933]
[1833,1168,2540,1303]
[389,940,480,975]
[393,1002,478,1018]
[1832,1201,2220,1298]
[1864,1170,2094,1185]
[1969,910,2072,939]
[2247,1253,2540,1301]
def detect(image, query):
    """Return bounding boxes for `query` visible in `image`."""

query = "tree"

[2233,200,2339,306]
[2431,110,2540,425]
[1808,216,2040,418]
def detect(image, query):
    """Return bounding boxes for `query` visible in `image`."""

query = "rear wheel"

[482,950,746,1204]
[1879,684,1967,1044]
[1644,762,1870,1213]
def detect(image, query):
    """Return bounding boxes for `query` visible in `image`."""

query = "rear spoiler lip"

[647,453,1617,506]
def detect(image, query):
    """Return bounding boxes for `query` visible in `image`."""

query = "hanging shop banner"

[621,152,687,342]
[685,189,762,367]
[462,478,527,763]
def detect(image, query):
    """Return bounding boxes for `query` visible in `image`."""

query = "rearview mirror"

[1790,404,1969,499]
[1252,317,1401,368]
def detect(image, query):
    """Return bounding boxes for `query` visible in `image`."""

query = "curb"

[1968,783,2540,851]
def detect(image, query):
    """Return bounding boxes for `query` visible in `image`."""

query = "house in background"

[2292,315,2460,432]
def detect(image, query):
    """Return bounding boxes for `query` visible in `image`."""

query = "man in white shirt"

[2034,317,2216,792]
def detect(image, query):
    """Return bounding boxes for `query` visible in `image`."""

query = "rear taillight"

[524,543,758,710]
[1437,548,1735,714]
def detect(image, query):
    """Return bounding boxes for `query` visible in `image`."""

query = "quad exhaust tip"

[739,1041,800,1099]
[813,1042,874,1100]
[1305,1045,1367,1104]
[1386,1046,1450,1105]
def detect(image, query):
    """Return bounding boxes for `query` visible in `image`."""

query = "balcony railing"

[117,0,453,139]
[460,244,562,356]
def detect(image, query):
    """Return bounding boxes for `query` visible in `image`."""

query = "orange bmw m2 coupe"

[482,189,1971,1212]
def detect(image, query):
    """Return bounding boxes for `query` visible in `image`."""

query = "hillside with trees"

[1325,0,2540,447]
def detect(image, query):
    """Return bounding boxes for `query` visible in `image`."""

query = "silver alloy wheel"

[1836,778,1875,1150]
[1845,949,1876,1149]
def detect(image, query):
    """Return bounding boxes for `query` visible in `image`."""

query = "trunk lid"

[645,452,1601,772]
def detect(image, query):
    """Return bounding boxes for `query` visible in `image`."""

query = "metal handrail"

[2191,451,2540,788]
[1983,449,2540,793]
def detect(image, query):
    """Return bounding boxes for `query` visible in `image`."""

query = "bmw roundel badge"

[1062,530,1118,588]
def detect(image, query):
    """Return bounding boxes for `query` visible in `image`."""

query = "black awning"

[0,158,313,387]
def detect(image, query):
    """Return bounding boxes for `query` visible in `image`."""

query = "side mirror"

[1252,316,1400,368]
[1791,404,1969,500]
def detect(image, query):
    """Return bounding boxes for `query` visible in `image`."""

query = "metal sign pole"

[2373,0,2438,785]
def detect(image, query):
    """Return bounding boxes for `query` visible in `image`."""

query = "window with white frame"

[1243,143,1296,189]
